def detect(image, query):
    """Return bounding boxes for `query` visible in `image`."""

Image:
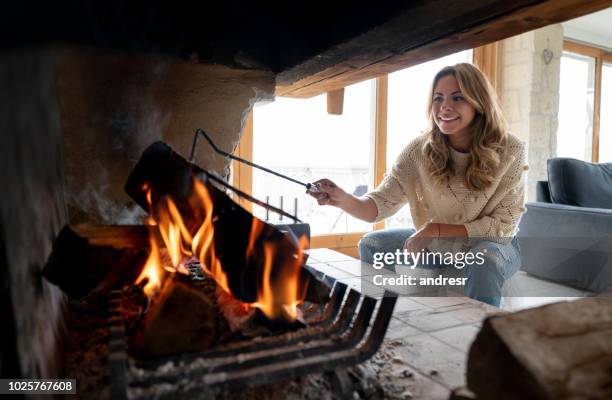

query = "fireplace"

[38,135,397,398]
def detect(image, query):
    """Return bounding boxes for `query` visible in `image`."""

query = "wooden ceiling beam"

[276,0,612,98]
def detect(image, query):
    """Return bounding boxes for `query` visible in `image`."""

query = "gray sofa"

[516,158,612,294]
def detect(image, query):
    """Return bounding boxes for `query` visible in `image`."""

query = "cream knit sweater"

[364,133,527,239]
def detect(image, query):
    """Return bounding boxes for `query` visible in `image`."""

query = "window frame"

[563,40,612,162]
[234,45,498,254]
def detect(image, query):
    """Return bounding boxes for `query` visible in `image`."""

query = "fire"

[246,218,265,259]
[157,197,193,267]
[136,178,309,321]
[283,235,310,318]
[136,235,164,297]
[253,244,275,318]
[252,235,309,320]
[191,179,230,293]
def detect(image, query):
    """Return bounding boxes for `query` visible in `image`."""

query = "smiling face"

[431,74,477,141]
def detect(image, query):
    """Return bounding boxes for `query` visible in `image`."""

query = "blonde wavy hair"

[423,63,508,190]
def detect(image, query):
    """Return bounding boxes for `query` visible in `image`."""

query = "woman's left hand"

[403,222,439,253]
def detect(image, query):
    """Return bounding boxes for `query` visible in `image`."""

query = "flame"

[136,235,163,297]
[136,178,309,322]
[252,235,309,320]
[156,197,193,267]
[246,218,265,259]
[191,180,231,293]
[283,235,310,319]
[252,244,275,317]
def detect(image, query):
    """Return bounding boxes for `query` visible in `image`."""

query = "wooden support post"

[233,112,253,210]
[473,41,503,99]
[327,88,345,115]
[374,75,388,231]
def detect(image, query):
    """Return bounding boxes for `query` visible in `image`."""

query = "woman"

[308,63,526,307]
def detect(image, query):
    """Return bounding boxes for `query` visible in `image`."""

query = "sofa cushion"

[547,158,612,209]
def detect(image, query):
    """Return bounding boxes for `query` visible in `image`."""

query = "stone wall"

[500,25,563,201]
[56,47,275,224]
[0,48,67,378]
[0,44,275,379]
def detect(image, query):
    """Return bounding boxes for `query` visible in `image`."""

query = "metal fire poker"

[189,129,318,223]
[190,128,321,192]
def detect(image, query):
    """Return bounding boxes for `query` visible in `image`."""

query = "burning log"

[136,276,218,357]
[42,224,152,299]
[124,141,330,323]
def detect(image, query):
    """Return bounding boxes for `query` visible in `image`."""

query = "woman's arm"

[438,223,467,238]
[340,195,378,222]
[410,222,468,239]
[308,179,378,222]
[403,222,467,252]
[310,140,417,223]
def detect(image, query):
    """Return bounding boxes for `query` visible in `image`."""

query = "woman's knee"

[468,240,520,280]
[463,264,505,306]
[358,232,385,264]
[358,228,415,264]
[463,240,521,306]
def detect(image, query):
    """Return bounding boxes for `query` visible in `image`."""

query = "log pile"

[42,224,152,299]
[467,297,612,400]
[136,276,218,357]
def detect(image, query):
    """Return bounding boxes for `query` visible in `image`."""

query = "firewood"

[467,297,612,400]
[124,141,331,308]
[42,224,151,299]
[136,276,218,357]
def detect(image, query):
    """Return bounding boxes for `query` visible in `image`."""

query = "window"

[600,63,612,162]
[252,79,375,235]
[234,45,497,252]
[385,50,473,228]
[557,51,595,160]
[558,41,612,162]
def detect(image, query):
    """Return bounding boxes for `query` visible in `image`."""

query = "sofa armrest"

[517,202,612,293]
[536,180,551,203]
[519,202,612,236]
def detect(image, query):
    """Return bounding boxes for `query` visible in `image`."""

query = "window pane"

[557,51,596,161]
[385,50,472,229]
[252,80,375,235]
[600,63,612,163]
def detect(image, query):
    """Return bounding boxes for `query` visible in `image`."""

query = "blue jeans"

[358,228,521,307]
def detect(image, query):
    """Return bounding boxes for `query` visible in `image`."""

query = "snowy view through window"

[557,51,596,161]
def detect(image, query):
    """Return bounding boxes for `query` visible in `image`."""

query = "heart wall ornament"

[542,48,554,65]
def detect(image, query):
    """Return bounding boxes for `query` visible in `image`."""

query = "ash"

[352,339,423,399]
[62,288,411,399]
[126,340,415,400]
[63,298,112,400]
[128,369,334,400]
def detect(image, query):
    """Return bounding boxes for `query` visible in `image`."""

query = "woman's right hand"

[307,178,348,207]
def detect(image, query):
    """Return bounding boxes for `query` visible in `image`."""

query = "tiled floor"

[306,248,504,398]
[306,248,590,398]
